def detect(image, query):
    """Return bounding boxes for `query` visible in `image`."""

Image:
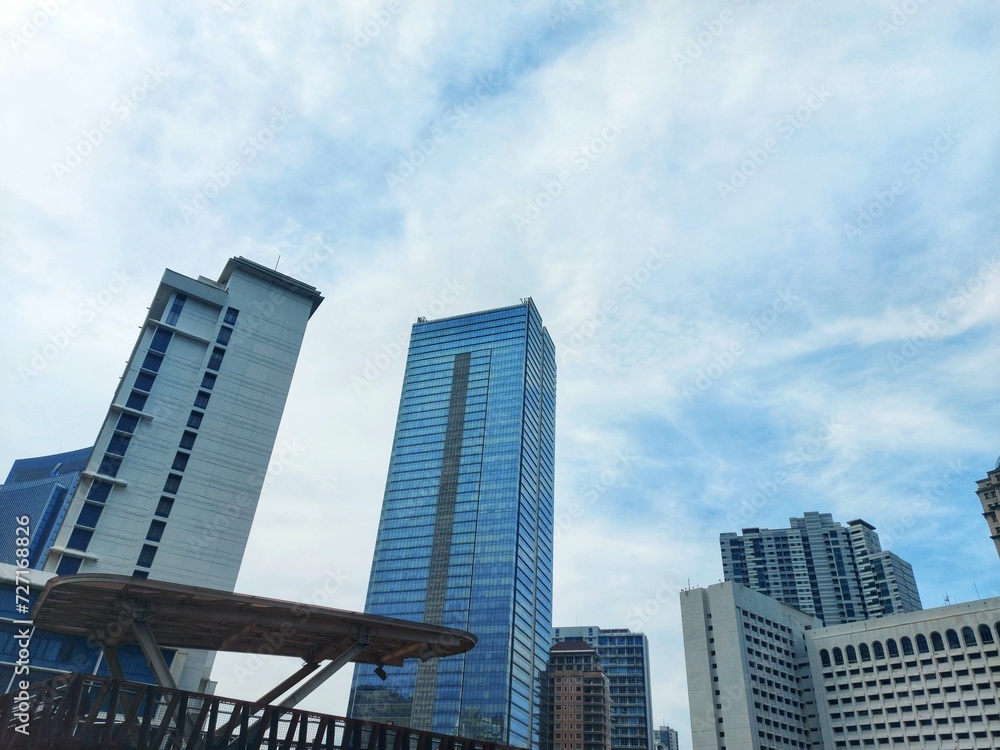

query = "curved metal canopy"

[32,573,475,667]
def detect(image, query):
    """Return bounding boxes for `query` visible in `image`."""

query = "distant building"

[0,258,323,692]
[976,458,1000,559]
[553,626,655,750]
[348,300,557,748]
[720,511,921,625]
[653,725,679,750]
[681,582,822,750]
[807,595,1000,748]
[0,448,91,569]
[546,641,612,750]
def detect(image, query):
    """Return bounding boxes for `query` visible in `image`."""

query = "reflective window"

[149,328,173,353]
[207,347,225,371]
[155,497,174,518]
[136,545,157,568]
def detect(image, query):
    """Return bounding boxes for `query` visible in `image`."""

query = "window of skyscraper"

[149,328,173,353]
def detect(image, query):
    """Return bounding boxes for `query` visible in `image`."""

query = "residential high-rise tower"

[552,626,655,750]
[348,300,557,748]
[720,511,921,625]
[653,725,678,750]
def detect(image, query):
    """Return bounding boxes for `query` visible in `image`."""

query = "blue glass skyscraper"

[349,299,556,748]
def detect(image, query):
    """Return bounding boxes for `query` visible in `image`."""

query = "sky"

[2,0,999,745]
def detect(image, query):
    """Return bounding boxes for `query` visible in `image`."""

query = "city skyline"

[3,3,999,747]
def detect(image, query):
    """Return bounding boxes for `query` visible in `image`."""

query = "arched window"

[946,629,961,649]
[833,647,844,666]
[901,636,914,656]
[820,649,831,667]
[887,639,899,658]
[846,645,857,663]
[962,627,977,647]
[931,632,944,651]
[859,643,871,661]
[979,625,995,645]
[872,641,885,659]
[916,634,929,653]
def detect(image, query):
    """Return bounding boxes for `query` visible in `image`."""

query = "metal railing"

[0,673,525,750]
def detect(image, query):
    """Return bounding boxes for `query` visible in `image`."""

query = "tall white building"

[681,582,823,750]
[41,257,323,690]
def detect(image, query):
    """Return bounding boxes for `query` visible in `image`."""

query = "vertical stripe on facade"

[411,352,472,727]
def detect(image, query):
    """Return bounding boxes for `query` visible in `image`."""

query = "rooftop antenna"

[275,254,281,271]
[974,582,982,600]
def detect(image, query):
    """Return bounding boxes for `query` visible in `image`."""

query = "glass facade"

[349,300,556,748]
[0,448,92,569]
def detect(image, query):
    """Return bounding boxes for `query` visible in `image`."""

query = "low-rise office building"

[806,596,1000,749]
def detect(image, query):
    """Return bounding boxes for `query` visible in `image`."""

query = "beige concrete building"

[548,641,613,750]
[806,595,1000,749]
[681,582,823,750]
